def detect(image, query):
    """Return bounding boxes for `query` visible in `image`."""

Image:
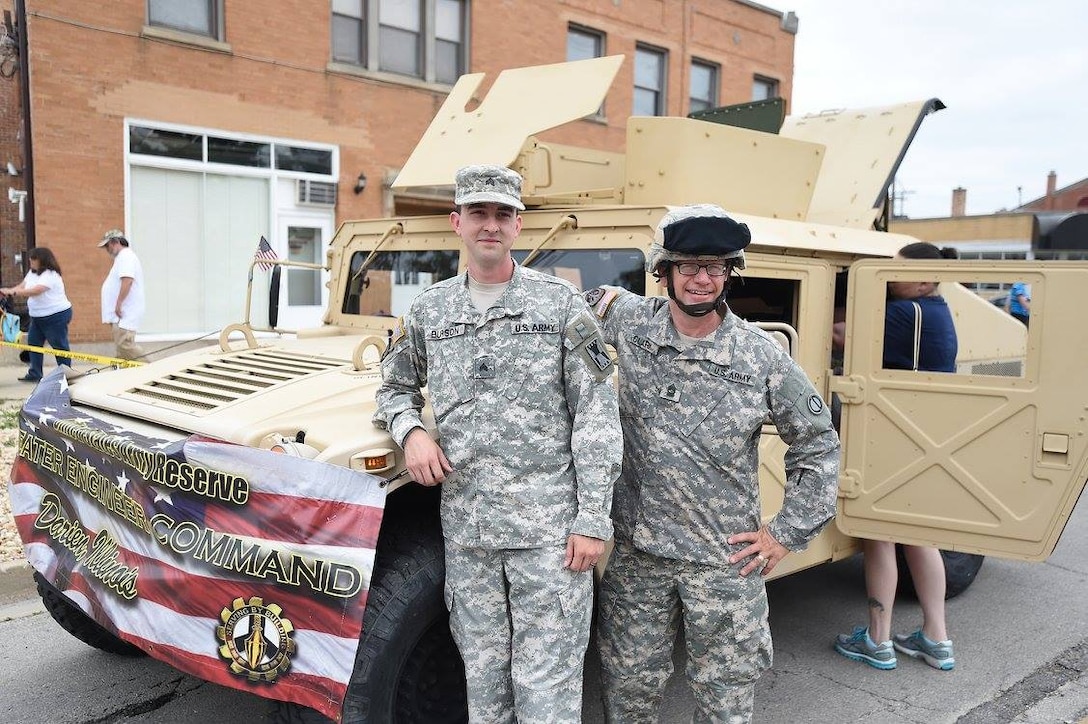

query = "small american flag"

[254,236,279,271]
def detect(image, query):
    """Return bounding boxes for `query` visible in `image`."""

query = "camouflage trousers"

[444,540,593,724]
[597,542,772,724]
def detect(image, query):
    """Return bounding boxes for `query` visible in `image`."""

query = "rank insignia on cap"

[454,164,525,211]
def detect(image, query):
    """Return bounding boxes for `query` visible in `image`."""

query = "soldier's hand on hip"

[727,526,789,577]
[565,534,604,572]
[403,428,453,486]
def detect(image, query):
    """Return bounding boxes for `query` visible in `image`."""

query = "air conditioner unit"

[297,179,337,207]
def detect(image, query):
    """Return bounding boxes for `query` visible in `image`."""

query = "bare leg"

[902,545,948,641]
[863,539,897,642]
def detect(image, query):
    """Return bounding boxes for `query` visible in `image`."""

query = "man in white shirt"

[98,229,145,360]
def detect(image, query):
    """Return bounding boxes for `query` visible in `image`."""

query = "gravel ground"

[0,400,25,565]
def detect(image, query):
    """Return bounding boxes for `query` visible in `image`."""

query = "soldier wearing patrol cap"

[373,164,621,723]
[584,204,840,723]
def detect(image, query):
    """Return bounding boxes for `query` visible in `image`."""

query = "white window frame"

[124,119,340,339]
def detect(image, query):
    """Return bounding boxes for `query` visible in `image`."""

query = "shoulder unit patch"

[584,287,620,320]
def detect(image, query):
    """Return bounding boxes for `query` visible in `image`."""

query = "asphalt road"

[2,494,1087,724]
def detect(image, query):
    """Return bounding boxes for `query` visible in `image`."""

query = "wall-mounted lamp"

[353,172,367,194]
[8,187,27,221]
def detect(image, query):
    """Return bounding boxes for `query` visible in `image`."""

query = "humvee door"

[831,260,1088,561]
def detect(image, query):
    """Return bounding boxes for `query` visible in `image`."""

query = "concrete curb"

[0,558,35,604]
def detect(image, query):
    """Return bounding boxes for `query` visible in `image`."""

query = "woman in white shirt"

[0,247,73,382]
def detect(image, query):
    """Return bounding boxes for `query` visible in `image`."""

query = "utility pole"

[891,178,915,218]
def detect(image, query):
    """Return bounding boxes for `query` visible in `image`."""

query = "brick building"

[2,0,798,342]
[1016,171,1088,212]
[0,1,25,318]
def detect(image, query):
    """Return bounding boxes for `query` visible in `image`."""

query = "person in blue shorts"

[1006,281,1030,325]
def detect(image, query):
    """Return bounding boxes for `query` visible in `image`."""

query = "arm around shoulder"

[563,292,622,542]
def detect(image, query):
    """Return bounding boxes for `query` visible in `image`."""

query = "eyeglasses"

[675,262,729,277]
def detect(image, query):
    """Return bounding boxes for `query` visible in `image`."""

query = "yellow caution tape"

[0,340,144,368]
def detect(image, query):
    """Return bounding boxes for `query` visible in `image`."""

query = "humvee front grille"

[124,349,348,412]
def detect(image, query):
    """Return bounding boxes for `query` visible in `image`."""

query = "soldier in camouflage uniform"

[587,204,841,723]
[373,164,622,724]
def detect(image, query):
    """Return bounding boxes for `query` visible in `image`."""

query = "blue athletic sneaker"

[893,629,955,670]
[835,626,897,669]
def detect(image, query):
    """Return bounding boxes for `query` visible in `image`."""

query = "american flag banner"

[254,236,280,271]
[8,368,387,719]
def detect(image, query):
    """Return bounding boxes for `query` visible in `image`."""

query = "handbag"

[1,310,20,343]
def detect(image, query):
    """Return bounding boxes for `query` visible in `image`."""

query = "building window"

[148,0,221,39]
[331,0,467,85]
[129,125,334,176]
[379,0,422,76]
[634,45,667,116]
[567,25,604,62]
[129,127,203,161]
[752,75,779,101]
[208,138,271,168]
[568,25,606,117]
[275,145,334,175]
[690,59,718,113]
[435,0,464,84]
[331,0,365,64]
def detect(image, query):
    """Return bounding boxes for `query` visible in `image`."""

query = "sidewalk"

[0,341,127,402]
[0,352,35,607]
[0,345,65,605]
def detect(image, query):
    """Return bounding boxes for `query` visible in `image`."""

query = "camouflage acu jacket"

[587,286,840,567]
[374,264,622,549]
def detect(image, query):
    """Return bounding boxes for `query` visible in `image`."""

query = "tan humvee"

[29,57,1088,721]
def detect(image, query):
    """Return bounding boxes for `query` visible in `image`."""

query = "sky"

[781,1,1088,219]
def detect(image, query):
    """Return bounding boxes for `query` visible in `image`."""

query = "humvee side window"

[728,276,799,326]
[341,250,460,316]
[512,249,646,295]
[877,275,1028,378]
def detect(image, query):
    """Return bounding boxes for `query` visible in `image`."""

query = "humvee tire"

[896,547,985,600]
[34,572,145,656]
[272,523,467,724]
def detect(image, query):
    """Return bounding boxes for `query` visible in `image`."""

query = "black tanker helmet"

[646,204,750,317]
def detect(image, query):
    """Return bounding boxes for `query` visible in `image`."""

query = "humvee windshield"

[341,248,647,317]
[341,250,460,316]
[511,248,646,294]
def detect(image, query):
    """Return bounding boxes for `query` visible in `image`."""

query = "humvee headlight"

[352,448,396,474]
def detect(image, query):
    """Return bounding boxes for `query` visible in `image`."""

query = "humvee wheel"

[271,525,467,724]
[896,547,985,600]
[35,572,145,656]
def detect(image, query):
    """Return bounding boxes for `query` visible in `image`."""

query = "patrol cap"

[646,204,749,274]
[98,228,127,247]
[454,164,525,211]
